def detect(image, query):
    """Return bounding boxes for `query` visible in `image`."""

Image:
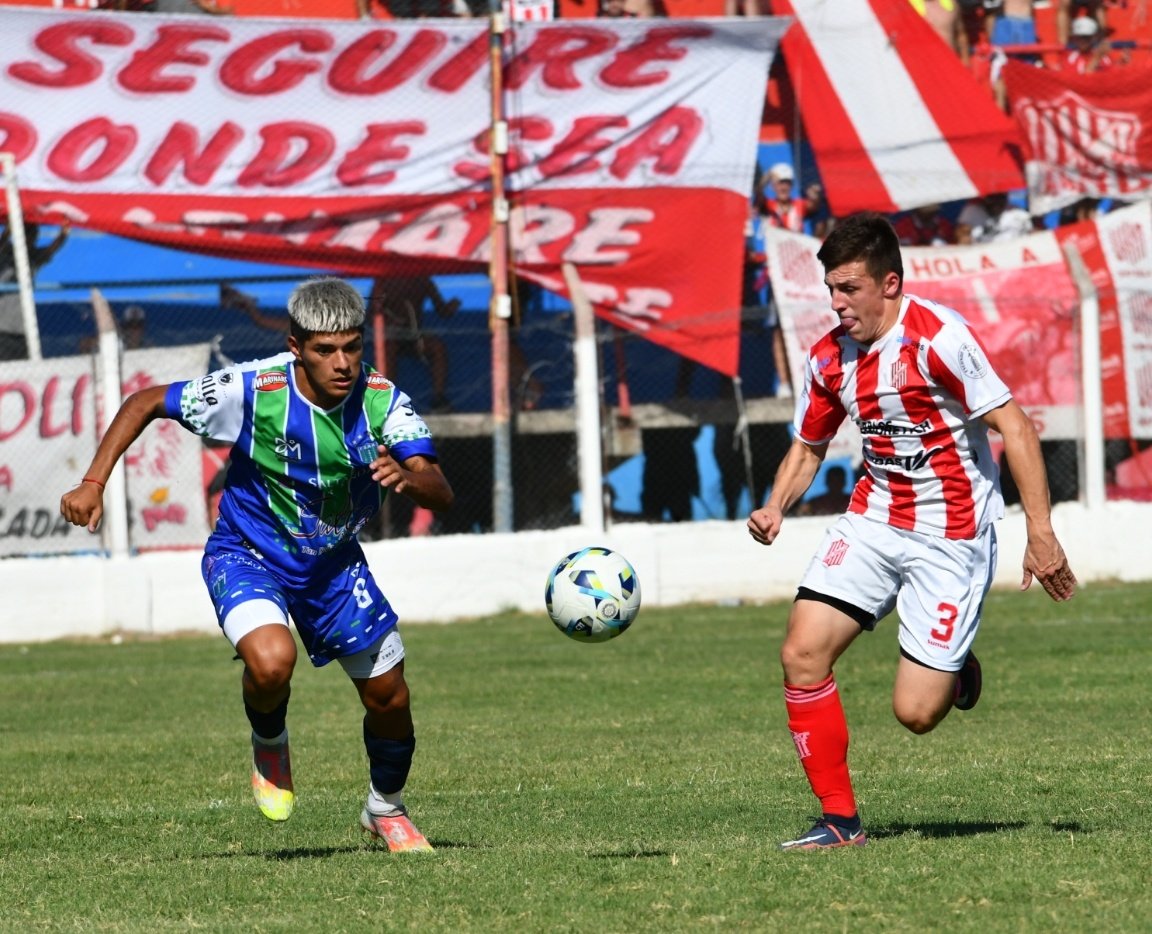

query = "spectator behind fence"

[368,275,459,414]
[955,192,1036,243]
[760,162,824,236]
[0,220,69,361]
[909,0,971,60]
[794,464,853,517]
[1062,15,1115,73]
[892,203,957,247]
[1057,0,1108,47]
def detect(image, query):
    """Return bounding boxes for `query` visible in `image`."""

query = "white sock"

[252,729,288,746]
[367,784,405,817]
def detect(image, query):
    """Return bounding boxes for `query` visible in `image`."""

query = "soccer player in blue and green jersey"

[60,277,454,852]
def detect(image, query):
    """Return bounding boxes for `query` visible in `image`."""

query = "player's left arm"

[982,400,1077,601]
[370,448,454,511]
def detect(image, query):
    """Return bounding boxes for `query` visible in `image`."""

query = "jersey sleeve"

[793,350,847,445]
[163,352,290,443]
[927,321,1012,419]
[380,387,437,462]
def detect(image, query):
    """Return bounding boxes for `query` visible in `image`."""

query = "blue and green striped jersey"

[164,352,436,583]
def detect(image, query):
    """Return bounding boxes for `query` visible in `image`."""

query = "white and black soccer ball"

[545,546,641,642]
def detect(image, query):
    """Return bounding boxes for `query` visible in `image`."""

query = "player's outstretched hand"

[747,504,784,546]
[370,444,410,494]
[60,482,104,533]
[1021,530,1077,602]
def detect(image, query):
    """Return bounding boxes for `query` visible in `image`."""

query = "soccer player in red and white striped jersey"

[748,212,1077,851]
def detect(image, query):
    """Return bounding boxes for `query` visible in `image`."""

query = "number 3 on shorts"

[930,602,958,644]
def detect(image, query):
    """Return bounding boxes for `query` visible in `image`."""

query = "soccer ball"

[545,546,641,642]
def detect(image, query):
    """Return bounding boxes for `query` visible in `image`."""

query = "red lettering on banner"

[427,32,489,93]
[1020,247,1039,264]
[219,30,331,95]
[610,106,700,179]
[0,113,37,163]
[119,24,229,93]
[237,122,335,187]
[338,122,426,186]
[539,115,629,178]
[330,29,446,94]
[0,374,88,441]
[8,20,133,88]
[144,121,244,186]
[0,383,35,442]
[0,466,11,492]
[505,27,618,92]
[47,118,137,182]
[454,115,553,180]
[600,25,712,88]
[908,254,999,278]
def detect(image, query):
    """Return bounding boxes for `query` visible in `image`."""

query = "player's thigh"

[891,654,956,733]
[894,526,997,672]
[202,550,295,671]
[782,597,866,683]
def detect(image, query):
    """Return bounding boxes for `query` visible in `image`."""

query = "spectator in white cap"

[760,162,824,236]
[1063,14,1114,73]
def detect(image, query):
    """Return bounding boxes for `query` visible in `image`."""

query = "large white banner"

[0,9,786,374]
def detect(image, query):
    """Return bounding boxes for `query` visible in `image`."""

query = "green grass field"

[2,580,1151,933]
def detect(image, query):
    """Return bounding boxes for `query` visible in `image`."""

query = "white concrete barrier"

[2,499,1148,644]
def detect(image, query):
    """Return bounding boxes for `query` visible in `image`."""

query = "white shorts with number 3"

[798,513,998,672]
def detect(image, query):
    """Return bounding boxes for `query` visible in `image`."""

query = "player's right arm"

[59,384,170,533]
[747,438,828,546]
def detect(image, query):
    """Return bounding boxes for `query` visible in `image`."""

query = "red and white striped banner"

[773,0,1025,215]
[0,9,785,375]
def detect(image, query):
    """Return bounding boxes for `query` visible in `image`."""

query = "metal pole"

[488,0,514,534]
[1,152,43,360]
[90,287,130,558]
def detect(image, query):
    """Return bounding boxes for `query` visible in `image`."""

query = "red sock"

[784,673,856,818]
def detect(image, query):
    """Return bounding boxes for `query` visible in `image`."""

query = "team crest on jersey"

[254,371,289,392]
[890,359,908,391]
[822,538,850,567]
[366,373,393,392]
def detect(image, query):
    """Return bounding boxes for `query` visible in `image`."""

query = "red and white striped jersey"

[794,294,1012,540]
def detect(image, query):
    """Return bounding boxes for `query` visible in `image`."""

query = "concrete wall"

[3,499,1149,644]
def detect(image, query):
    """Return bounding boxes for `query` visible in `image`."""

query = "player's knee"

[243,645,296,694]
[362,674,410,720]
[780,640,828,685]
[893,701,945,735]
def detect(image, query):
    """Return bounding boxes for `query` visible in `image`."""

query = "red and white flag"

[772,0,1025,215]
[1004,60,1152,215]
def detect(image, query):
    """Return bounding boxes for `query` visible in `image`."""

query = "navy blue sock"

[824,812,862,832]
[363,720,415,795]
[245,691,289,740]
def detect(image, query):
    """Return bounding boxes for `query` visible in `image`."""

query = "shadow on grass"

[867,820,1028,840]
[588,849,671,859]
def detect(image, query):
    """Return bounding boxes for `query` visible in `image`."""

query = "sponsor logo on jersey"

[275,437,302,460]
[255,371,289,392]
[857,417,932,437]
[366,373,393,392]
[864,446,942,471]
